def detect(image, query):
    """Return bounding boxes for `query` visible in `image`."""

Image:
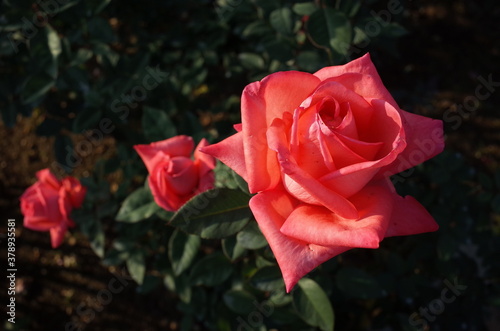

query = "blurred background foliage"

[1,0,499,330]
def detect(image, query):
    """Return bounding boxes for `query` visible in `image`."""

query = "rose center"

[318,98,350,131]
[163,156,198,195]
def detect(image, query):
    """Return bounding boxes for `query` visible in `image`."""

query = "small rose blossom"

[201,54,445,291]
[20,169,87,248]
[134,135,216,212]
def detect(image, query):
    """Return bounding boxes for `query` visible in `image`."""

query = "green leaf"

[116,186,161,223]
[222,236,246,261]
[353,26,369,45]
[213,161,239,189]
[137,275,161,294]
[242,21,274,38]
[164,270,192,303]
[90,0,112,15]
[307,8,352,58]
[381,23,408,38]
[169,229,201,276]
[296,51,323,72]
[89,221,105,258]
[238,52,265,71]
[72,209,105,258]
[21,73,55,104]
[102,248,129,266]
[270,7,294,35]
[72,108,102,133]
[189,253,233,286]
[335,267,385,299]
[54,134,73,174]
[87,16,116,43]
[170,188,252,239]
[223,289,257,315]
[250,266,285,292]
[293,2,317,16]
[269,289,292,306]
[142,106,177,142]
[237,222,268,250]
[70,48,93,67]
[46,25,62,59]
[293,278,334,331]
[51,0,80,14]
[256,256,275,269]
[34,25,61,79]
[92,42,119,67]
[338,0,362,17]
[156,208,175,221]
[263,38,293,62]
[232,170,250,195]
[126,251,146,285]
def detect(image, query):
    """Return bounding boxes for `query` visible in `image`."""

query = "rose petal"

[323,131,375,169]
[62,176,87,208]
[280,183,393,248]
[134,136,194,173]
[164,157,198,196]
[314,53,399,110]
[200,131,247,181]
[21,185,60,230]
[384,191,439,237]
[194,138,216,174]
[249,187,350,292]
[292,106,336,176]
[19,184,37,201]
[37,186,62,222]
[267,118,358,219]
[325,101,359,138]
[319,167,380,198]
[194,139,216,193]
[50,224,67,248]
[233,123,243,132]
[20,169,85,249]
[363,99,405,155]
[377,111,444,178]
[197,171,215,193]
[301,80,374,136]
[241,71,320,193]
[23,215,56,231]
[334,132,383,161]
[318,99,407,197]
[36,168,61,190]
[58,187,76,228]
[149,169,181,212]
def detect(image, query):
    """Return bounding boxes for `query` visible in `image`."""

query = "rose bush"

[20,169,87,248]
[134,135,216,212]
[202,54,445,291]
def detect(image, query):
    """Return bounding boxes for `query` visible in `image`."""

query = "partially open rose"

[20,169,87,248]
[202,54,444,291]
[134,135,216,212]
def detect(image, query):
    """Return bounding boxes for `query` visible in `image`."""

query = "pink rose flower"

[201,54,445,291]
[134,135,216,212]
[20,169,87,248]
